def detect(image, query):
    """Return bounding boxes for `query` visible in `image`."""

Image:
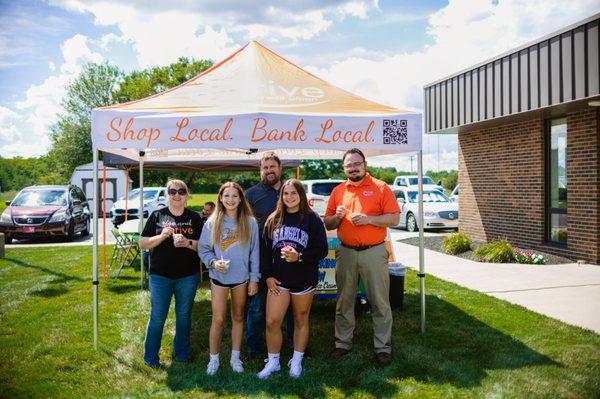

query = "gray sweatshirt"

[198,215,260,284]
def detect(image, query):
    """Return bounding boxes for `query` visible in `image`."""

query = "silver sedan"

[391,187,458,232]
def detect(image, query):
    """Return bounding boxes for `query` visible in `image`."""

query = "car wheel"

[406,213,417,232]
[81,218,90,236]
[65,221,75,242]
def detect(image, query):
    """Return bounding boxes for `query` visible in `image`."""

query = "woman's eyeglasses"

[168,188,187,196]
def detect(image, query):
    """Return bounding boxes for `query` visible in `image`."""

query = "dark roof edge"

[424,12,600,88]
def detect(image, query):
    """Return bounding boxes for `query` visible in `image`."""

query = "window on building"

[546,118,567,245]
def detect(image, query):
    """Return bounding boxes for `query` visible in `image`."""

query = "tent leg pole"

[92,149,99,349]
[417,150,425,334]
[139,153,145,289]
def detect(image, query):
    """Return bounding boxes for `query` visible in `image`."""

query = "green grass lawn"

[187,193,218,213]
[0,246,599,398]
[0,191,17,213]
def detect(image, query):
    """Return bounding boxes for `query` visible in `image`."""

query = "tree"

[49,63,123,177]
[115,57,213,102]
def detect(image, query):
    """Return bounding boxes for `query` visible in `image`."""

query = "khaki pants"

[334,243,392,354]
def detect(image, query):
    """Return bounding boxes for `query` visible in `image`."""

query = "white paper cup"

[218,259,230,273]
[172,233,183,244]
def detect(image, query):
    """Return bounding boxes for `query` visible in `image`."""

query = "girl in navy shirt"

[257,179,328,379]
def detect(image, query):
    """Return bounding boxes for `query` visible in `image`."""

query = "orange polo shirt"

[325,173,400,246]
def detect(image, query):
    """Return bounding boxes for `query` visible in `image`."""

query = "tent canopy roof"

[101,41,406,116]
[92,41,422,157]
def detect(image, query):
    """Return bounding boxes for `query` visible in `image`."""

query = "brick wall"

[458,108,600,264]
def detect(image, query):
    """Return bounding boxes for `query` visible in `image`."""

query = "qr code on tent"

[383,119,408,144]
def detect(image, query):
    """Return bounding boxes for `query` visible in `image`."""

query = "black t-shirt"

[141,207,203,278]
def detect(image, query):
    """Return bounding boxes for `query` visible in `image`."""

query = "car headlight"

[0,211,11,223]
[424,211,437,218]
[49,210,68,223]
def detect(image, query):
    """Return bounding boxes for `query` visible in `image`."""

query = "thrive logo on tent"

[259,80,329,107]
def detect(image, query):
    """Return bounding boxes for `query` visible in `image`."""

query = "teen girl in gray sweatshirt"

[198,182,259,376]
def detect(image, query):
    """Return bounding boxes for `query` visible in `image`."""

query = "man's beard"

[347,171,365,182]
[263,173,279,186]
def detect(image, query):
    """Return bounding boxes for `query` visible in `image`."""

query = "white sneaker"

[206,359,219,376]
[230,358,244,373]
[288,359,303,379]
[257,358,281,379]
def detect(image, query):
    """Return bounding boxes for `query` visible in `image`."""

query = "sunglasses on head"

[168,188,187,196]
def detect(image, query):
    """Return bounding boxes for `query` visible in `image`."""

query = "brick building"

[423,14,600,264]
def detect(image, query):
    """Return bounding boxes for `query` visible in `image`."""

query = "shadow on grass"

[154,292,558,398]
[29,284,69,298]
[6,257,85,283]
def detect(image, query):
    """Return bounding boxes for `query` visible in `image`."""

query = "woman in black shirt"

[140,179,203,368]
[257,179,328,379]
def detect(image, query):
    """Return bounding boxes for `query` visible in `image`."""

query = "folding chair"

[112,229,140,279]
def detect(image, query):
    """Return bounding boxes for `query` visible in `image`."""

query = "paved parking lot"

[5,219,117,247]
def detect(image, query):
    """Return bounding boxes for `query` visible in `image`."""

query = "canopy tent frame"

[90,40,427,350]
[90,149,427,348]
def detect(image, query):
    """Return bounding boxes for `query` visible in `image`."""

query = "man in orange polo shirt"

[324,148,400,366]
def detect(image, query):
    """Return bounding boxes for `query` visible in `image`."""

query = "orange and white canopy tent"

[91,40,422,158]
[90,41,427,348]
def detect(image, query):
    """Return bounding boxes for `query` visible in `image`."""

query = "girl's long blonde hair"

[210,182,254,246]
[265,179,311,239]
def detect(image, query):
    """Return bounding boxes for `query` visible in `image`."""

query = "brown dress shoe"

[375,352,392,366]
[331,348,351,359]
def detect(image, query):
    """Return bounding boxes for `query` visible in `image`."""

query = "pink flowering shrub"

[514,248,546,264]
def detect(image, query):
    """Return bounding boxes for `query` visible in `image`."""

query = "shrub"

[472,239,514,263]
[514,248,547,264]
[441,232,472,255]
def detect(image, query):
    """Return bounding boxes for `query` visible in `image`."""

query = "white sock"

[267,352,280,363]
[292,351,304,362]
[210,353,219,362]
[230,350,240,361]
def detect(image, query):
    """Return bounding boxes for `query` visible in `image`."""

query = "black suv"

[0,185,91,243]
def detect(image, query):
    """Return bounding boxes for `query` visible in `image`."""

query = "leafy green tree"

[49,63,123,177]
[115,57,213,102]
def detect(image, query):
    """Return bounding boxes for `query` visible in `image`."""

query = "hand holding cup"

[161,226,174,240]
[215,259,230,273]
[172,233,186,247]
[336,205,348,219]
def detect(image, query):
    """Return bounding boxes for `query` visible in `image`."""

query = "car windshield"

[11,189,67,206]
[127,189,159,200]
[408,177,434,185]
[407,191,450,203]
[312,182,340,196]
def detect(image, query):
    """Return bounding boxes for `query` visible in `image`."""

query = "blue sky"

[0,0,598,171]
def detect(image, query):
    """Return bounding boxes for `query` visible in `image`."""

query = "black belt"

[340,242,384,251]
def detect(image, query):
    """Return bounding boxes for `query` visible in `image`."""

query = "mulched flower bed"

[398,235,574,265]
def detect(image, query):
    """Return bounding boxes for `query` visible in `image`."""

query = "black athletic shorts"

[211,279,247,289]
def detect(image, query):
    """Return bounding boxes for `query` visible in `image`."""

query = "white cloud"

[48,1,378,67]
[0,34,103,157]
[307,0,600,112]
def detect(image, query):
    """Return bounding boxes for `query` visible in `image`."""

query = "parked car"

[109,187,167,226]
[391,187,458,232]
[0,185,91,243]
[450,184,459,202]
[392,175,444,193]
[301,179,344,217]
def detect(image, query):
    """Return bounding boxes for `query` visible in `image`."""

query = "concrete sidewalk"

[389,232,600,334]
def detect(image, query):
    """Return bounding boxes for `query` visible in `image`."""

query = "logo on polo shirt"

[362,190,374,196]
